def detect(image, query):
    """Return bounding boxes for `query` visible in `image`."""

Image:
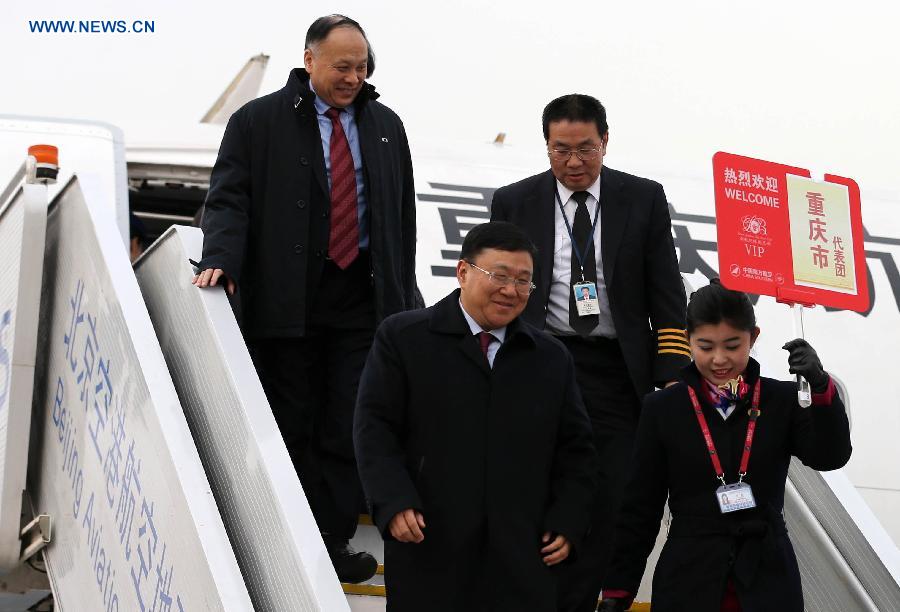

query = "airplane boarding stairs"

[2,160,899,610]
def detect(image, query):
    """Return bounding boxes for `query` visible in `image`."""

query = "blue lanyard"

[555,189,601,282]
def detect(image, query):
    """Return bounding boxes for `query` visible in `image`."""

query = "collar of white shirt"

[555,175,601,209]
[458,300,507,344]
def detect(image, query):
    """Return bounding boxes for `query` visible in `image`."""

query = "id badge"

[573,282,599,316]
[715,482,756,514]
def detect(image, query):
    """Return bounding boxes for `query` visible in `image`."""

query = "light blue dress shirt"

[459,300,507,368]
[309,82,369,249]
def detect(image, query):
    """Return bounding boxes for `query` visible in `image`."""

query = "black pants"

[249,254,375,542]
[555,336,642,612]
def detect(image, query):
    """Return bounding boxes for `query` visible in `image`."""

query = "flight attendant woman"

[598,279,852,612]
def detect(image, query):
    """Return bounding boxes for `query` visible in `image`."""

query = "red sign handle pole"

[791,304,813,408]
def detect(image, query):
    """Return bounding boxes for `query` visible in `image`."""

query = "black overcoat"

[353,290,597,611]
[605,358,852,612]
[490,167,689,395]
[199,68,418,338]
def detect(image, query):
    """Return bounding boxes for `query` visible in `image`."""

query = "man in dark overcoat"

[490,94,689,609]
[193,14,418,582]
[354,222,597,611]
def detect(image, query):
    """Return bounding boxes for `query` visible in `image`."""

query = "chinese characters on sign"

[723,167,781,193]
[54,278,184,612]
[0,310,10,413]
[787,175,856,293]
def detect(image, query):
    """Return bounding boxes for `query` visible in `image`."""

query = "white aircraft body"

[121,115,900,549]
[1,48,899,609]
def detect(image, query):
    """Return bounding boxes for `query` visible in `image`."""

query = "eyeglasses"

[465,261,536,295]
[547,147,603,161]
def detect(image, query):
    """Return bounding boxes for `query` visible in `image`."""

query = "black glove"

[597,598,629,612]
[782,338,829,393]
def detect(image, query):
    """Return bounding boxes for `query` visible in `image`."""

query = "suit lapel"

[527,171,557,301]
[600,166,629,286]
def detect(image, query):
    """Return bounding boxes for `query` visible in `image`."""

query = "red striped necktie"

[325,107,359,269]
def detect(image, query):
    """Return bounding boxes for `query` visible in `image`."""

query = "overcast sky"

[3,0,899,201]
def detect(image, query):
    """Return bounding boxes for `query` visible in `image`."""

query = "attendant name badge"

[716,482,757,514]
[573,281,599,316]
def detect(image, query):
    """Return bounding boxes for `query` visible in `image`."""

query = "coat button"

[299,156,309,166]
[293,244,304,254]
[315,250,323,258]
[297,199,306,209]
[321,210,329,218]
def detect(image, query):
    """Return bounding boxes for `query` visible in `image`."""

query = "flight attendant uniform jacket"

[604,358,852,612]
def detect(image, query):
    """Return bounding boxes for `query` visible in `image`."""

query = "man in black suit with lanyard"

[490,94,689,611]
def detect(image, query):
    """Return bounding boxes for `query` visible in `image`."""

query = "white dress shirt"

[459,301,507,368]
[546,177,616,337]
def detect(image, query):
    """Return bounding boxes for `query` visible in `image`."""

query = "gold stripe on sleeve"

[659,348,692,357]
[658,334,689,343]
[658,342,691,349]
[657,328,687,335]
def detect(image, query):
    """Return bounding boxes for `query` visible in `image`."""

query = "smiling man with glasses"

[491,94,689,611]
[354,222,596,611]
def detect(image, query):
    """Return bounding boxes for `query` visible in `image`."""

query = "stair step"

[343,583,386,597]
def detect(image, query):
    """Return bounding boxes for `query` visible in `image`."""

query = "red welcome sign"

[712,152,869,312]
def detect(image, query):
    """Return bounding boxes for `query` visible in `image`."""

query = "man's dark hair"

[686,278,757,335]
[305,14,376,77]
[542,94,608,140]
[460,222,538,262]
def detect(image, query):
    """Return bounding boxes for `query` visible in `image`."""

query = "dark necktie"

[325,107,359,269]
[569,191,599,336]
[478,331,496,366]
